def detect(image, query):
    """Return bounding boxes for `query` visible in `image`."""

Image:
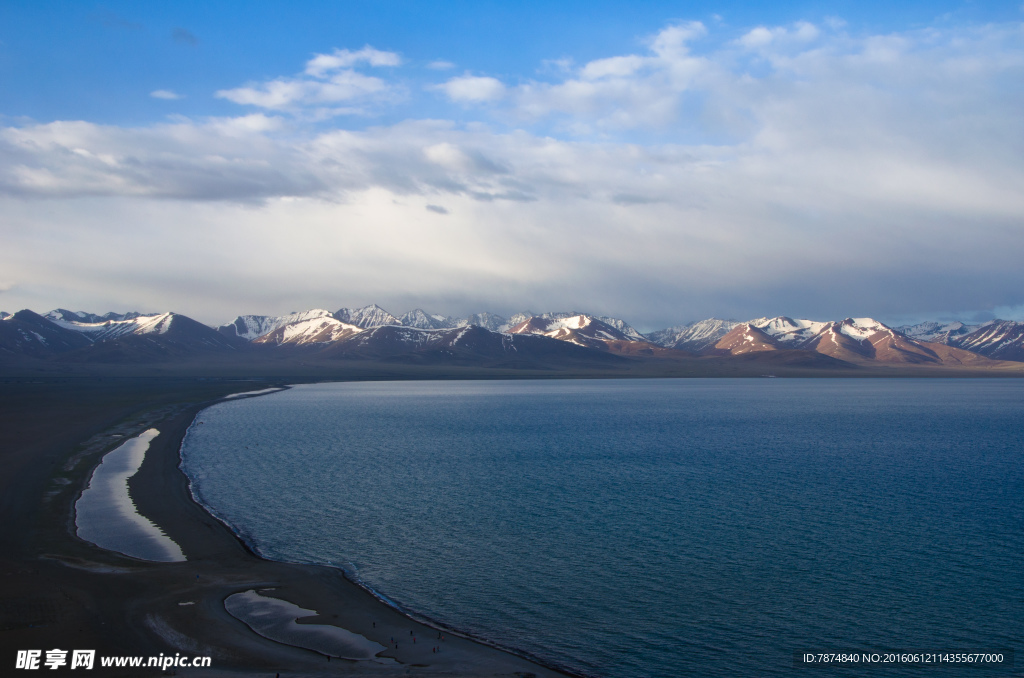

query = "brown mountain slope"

[712,324,779,354]
[713,319,1009,368]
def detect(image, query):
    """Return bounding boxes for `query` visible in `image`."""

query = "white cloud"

[738,26,776,49]
[304,46,401,77]
[205,113,285,136]
[580,55,647,80]
[150,89,183,100]
[3,21,1024,324]
[427,60,455,70]
[216,70,389,110]
[738,22,820,50]
[434,75,506,102]
[215,44,399,114]
[496,22,715,129]
[649,21,707,59]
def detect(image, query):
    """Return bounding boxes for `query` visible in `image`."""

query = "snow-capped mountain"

[506,312,649,349]
[953,320,1024,361]
[499,311,642,339]
[65,313,241,362]
[462,312,507,331]
[896,319,1024,361]
[318,324,624,367]
[592,315,646,341]
[334,304,401,328]
[219,309,340,341]
[896,320,986,344]
[646,319,741,352]
[1,310,93,357]
[4,302,1023,370]
[2,310,239,361]
[45,309,144,325]
[253,312,363,345]
[398,309,463,330]
[504,312,535,330]
[714,316,997,366]
[46,311,184,342]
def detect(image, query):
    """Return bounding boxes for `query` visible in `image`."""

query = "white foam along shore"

[75,429,186,562]
[225,590,390,661]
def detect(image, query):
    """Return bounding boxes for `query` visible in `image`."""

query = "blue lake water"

[180,379,1024,677]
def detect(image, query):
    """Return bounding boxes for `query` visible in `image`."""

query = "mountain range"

[2,304,1023,372]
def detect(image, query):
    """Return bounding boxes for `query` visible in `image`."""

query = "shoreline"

[1,377,576,677]
[173,386,583,677]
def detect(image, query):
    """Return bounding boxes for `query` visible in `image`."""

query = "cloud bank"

[1,20,1023,327]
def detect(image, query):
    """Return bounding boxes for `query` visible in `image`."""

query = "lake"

[180,379,1023,677]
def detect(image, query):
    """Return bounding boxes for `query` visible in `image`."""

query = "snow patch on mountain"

[45,311,177,342]
[506,312,643,347]
[838,318,891,341]
[752,317,830,345]
[399,309,462,330]
[46,309,144,325]
[335,304,401,328]
[508,311,644,340]
[748,316,900,347]
[134,313,175,335]
[593,316,646,341]
[955,320,1024,360]
[646,319,741,351]
[896,320,987,343]
[461,312,506,331]
[254,312,363,345]
[219,309,335,341]
[503,312,535,332]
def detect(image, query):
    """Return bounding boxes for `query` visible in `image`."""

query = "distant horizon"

[2,2,1023,329]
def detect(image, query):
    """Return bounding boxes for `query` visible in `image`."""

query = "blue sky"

[2,1,1017,127]
[1,1,1023,328]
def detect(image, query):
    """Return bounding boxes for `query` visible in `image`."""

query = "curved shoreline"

[152,385,585,675]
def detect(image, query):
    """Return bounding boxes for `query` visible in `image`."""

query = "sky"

[1,1,1023,331]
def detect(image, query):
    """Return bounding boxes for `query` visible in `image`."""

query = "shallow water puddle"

[221,388,285,400]
[75,429,186,562]
[225,590,388,660]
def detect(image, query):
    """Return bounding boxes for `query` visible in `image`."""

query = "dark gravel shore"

[0,376,571,677]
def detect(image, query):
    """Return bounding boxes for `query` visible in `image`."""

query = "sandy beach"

[0,376,574,677]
